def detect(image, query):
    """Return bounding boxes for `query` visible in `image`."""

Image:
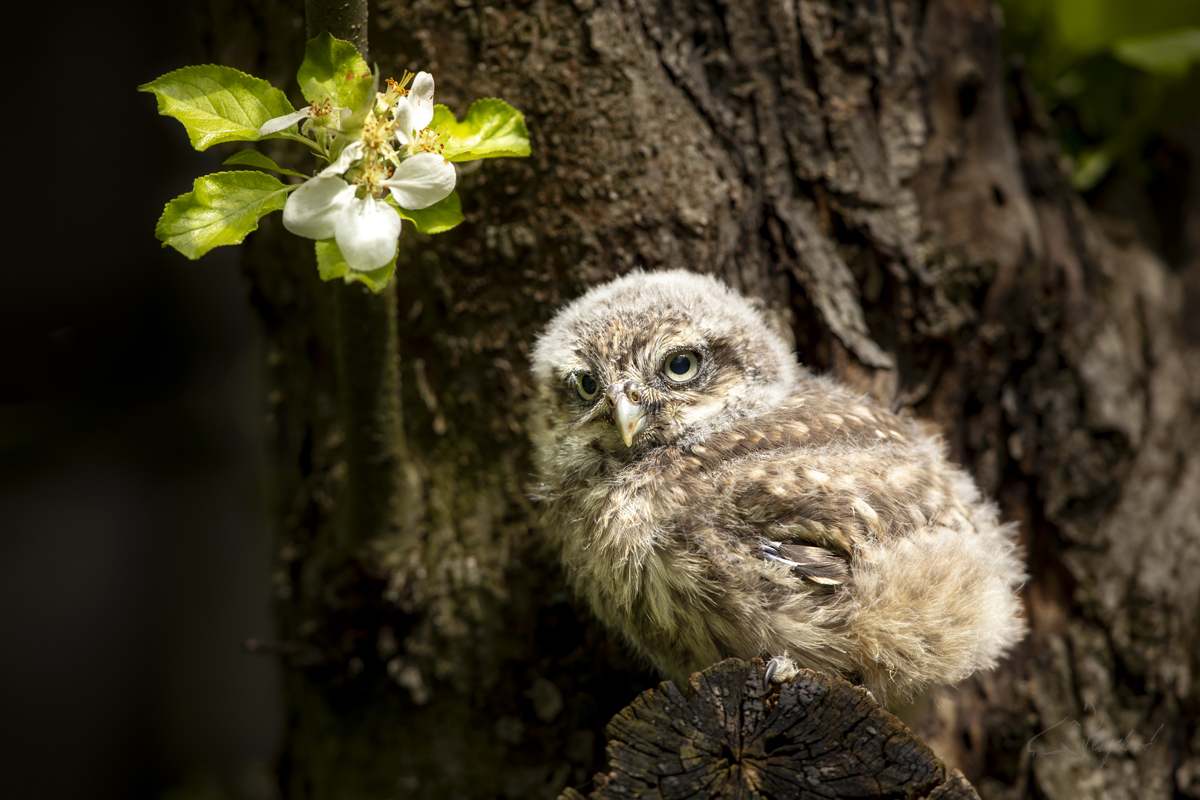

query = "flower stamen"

[378,72,415,113]
[411,125,450,155]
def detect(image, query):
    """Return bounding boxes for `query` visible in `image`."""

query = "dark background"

[2,3,280,798]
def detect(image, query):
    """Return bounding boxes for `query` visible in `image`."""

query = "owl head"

[530,271,799,469]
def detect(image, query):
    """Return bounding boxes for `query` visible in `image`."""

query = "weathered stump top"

[562,658,979,800]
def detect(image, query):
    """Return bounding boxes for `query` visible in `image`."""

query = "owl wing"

[703,433,859,588]
[695,400,924,593]
[760,541,850,590]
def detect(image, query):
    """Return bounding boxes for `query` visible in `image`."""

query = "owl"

[529,270,1025,704]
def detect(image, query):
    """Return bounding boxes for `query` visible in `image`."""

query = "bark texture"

[196,0,1200,798]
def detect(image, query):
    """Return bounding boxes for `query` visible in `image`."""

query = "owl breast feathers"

[530,270,1025,703]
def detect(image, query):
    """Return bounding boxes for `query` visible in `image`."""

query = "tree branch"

[306,0,369,58]
[304,0,409,552]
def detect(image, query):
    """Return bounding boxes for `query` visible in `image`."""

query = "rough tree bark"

[197,0,1200,798]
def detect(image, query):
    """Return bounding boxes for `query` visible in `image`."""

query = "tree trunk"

[198,0,1200,798]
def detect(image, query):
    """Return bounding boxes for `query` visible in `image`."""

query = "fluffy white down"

[845,519,1025,703]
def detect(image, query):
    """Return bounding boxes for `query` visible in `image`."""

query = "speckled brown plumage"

[530,271,1025,704]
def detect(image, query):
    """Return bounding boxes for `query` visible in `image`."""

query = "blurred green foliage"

[997,0,1200,189]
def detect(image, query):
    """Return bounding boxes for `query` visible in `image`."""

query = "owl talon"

[763,655,798,687]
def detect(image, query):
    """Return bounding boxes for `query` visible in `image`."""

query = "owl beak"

[609,388,648,447]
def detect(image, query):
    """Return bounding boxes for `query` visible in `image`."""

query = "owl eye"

[575,373,599,400]
[663,350,700,383]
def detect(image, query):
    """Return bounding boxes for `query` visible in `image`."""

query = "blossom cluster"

[264,72,456,272]
[141,32,529,292]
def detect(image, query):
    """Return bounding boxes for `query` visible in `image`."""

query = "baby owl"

[530,270,1025,704]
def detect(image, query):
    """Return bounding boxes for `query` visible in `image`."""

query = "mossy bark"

[198,0,1200,797]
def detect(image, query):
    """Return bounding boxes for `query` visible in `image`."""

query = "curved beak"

[613,395,648,447]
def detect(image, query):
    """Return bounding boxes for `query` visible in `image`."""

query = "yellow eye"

[576,373,599,400]
[663,350,700,383]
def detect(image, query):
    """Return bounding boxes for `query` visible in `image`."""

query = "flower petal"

[384,153,457,210]
[408,72,436,132]
[282,176,355,241]
[334,195,402,271]
[258,108,312,136]
[320,142,364,177]
[393,98,415,145]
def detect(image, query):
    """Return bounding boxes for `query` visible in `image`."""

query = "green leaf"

[1113,27,1200,77]
[393,190,465,235]
[139,65,295,151]
[315,241,396,292]
[430,99,532,162]
[315,240,349,281]
[340,66,381,133]
[1071,147,1115,191]
[156,171,290,259]
[298,31,372,109]
[346,260,396,293]
[223,150,310,178]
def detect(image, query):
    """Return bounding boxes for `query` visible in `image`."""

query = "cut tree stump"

[561,658,979,800]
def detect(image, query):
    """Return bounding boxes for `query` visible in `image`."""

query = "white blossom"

[258,101,348,136]
[282,143,399,271]
[281,141,456,272]
[383,152,456,210]
[393,72,436,146]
